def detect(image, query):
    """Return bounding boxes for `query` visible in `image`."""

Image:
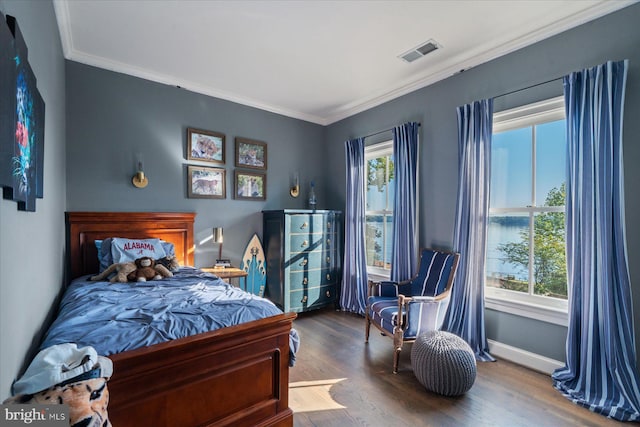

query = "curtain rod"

[363,122,421,140]
[493,76,564,100]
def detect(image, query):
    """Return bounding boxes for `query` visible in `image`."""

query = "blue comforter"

[41,267,298,364]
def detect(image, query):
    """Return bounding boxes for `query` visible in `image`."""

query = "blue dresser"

[262,210,342,313]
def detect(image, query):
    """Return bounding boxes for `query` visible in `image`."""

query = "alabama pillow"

[110,237,167,264]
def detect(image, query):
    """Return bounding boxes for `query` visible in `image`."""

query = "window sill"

[366,270,390,283]
[485,293,568,327]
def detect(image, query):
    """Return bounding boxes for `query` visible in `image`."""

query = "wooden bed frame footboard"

[108,312,296,427]
[65,212,296,426]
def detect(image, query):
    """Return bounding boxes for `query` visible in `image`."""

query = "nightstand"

[201,266,248,284]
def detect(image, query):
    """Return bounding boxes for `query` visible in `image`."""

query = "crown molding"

[53,0,73,59]
[53,0,637,126]
[324,0,637,124]
[70,49,327,125]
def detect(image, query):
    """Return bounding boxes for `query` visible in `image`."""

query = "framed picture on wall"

[235,137,267,170]
[1,14,45,212]
[188,165,226,199]
[0,11,16,191]
[187,127,225,164]
[234,170,266,201]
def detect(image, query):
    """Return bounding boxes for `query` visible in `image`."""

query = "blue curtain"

[390,122,419,282]
[441,99,495,362]
[552,60,640,421]
[340,137,368,315]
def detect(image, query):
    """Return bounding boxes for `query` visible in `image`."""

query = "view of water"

[366,214,529,279]
[486,220,528,281]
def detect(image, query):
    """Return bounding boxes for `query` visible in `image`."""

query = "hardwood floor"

[289,309,634,427]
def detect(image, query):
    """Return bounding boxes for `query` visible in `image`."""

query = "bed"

[54,211,296,427]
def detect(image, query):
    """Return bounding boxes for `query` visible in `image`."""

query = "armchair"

[365,248,460,373]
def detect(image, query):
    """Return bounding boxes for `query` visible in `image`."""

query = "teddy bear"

[127,256,173,282]
[90,261,137,283]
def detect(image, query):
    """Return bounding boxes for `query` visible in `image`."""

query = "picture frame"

[1,14,45,212]
[1,11,16,191]
[188,166,226,199]
[187,127,225,164]
[235,137,267,170]
[234,170,266,201]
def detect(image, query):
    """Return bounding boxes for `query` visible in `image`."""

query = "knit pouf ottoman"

[411,330,476,396]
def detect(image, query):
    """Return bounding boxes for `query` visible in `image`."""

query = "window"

[365,141,394,278]
[486,97,568,324]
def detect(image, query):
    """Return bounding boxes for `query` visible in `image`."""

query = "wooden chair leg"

[393,328,404,374]
[393,348,401,374]
[365,314,371,342]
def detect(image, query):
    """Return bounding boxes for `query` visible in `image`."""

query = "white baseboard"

[488,339,565,375]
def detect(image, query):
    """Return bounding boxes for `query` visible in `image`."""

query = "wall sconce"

[290,171,299,197]
[132,158,148,188]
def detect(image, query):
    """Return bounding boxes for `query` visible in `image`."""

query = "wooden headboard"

[66,212,195,280]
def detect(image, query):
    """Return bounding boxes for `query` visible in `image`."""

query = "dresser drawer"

[289,232,336,253]
[287,267,338,290]
[289,213,337,234]
[287,250,339,271]
[289,285,336,312]
[288,214,328,233]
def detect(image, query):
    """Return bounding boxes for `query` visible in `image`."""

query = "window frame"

[486,96,568,326]
[364,140,394,280]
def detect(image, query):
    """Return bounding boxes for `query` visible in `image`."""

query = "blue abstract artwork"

[1,14,45,212]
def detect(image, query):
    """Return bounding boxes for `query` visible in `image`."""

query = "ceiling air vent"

[399,39,441,63]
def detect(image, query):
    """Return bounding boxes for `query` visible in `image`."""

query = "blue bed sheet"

[41,267,298,364]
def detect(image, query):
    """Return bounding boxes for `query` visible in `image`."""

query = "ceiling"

[53,0,635,125]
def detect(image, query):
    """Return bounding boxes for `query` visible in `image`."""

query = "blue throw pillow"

[160,241,175,258]
[95,239,113,273]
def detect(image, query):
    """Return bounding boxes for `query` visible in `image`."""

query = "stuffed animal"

[90,261,137,283]
[156,255,180,272]
[4,377,111,427]
[127,257,173,282]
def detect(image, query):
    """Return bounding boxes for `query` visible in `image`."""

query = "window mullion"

[531,126,537,207]
[491,206,564,214]
[385,155,390,211]
[529,212,535,296]
[529,126,536,296]
[385,155,392,268]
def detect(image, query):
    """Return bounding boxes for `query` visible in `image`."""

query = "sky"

[364,119,566,210]
[491,119,566,208]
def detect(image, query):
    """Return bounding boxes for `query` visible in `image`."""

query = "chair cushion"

[368,297,400,336]
[368,296,450,339]
[376,281,399,297]
[410,251,457,297]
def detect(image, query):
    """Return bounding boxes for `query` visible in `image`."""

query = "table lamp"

[213,227,225,265]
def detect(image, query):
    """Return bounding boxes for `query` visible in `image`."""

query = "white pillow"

[110,237,167,264]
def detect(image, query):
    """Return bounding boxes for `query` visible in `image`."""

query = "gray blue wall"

[2,0,640,400]
[66,62,325,267]
[325,4,640,362]
[0,0,66,398]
